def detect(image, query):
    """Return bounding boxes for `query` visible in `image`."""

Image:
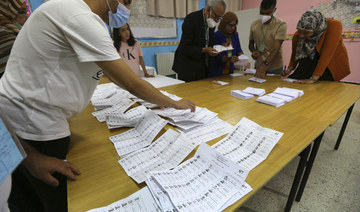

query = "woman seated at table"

[209,11,243,77]
[283,9,350,84]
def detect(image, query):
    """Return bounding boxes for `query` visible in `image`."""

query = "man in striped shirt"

[0,0,28,78]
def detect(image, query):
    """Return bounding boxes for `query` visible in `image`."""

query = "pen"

[283,65,287,76]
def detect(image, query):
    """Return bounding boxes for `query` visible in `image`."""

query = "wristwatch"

[263,61,270,67]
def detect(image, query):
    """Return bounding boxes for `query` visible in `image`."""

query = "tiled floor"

[237,101,360,212]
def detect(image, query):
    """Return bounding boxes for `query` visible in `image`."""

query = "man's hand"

[144,73,154,78]
[230,56,239,63]
[203,47,219,57]
[294,79,317,84]
[251,50,260,60]
[24,152,81,187]
[173,99,196,112]
[255,64,267,79]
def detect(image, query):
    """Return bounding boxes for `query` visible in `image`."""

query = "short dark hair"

[261,0,276,9]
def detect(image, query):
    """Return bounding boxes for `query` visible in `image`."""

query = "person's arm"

[19,139,80,187]
[96,59,195,111]
[139,56,153,78]
[283,32,299,78]
[249,39,260,60]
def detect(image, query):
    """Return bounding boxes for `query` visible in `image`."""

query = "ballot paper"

[256,95,286,107]
[91,98,135,122]
[242,87,266,96]
[106,105,148,129]
[153,107,192,119]
[212,80,229,85]
[231,90,254,100]
[267,92,294,103]
[212,117,283,171]
[213,44,234,53]
[87,187,161,212]
[282,78,298,83]
[119,129,197,183]
[229,73,243,77]
[91,92,130,111]
[273,87,304,98]
[133,90,183,109]
[248,77,266,83]
[147,143,250,212]
[109,111,168,157]
[179,117,234,145]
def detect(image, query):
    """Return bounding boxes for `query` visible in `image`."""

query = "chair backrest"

[155,52,177,79]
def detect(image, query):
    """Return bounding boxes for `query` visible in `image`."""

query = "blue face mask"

[106,0,131,28]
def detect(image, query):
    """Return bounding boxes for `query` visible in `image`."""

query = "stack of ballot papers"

[146,143,253,212]
[213,44,233,53]
[248,77,266,83]
[256,87,304,107]
[231,87,266,100]
[231,90,254,100]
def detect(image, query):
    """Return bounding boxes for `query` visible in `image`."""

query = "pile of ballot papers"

[231,87,266,100]
[256,87,304,107]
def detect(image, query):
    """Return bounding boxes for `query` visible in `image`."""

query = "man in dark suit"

[172,0,226,82]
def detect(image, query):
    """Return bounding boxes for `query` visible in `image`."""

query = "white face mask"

[260,15,272,24]
[207,18,217,28]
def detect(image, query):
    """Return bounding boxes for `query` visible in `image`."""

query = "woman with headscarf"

[0,0,28,78]
[284,9,350,84]
[209,11,243,77]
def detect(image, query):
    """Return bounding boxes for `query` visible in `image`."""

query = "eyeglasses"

[227,23,237,27]
[211,8,223,21]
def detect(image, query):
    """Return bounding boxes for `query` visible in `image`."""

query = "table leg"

[334,104,354,150]
[284,145,311,212]
[295,132,324,202]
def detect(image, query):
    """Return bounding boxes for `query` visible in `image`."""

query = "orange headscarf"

[218,11,238,37]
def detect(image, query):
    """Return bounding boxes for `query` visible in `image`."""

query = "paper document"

[231,90,254,100]
[242,87,266,96]
[147,143,250,212]
[212,80,229,85]
[119,129,197,183]
[106,105,148,129]
[212,117,283,171]
[91,98,135,122]
[109,111,168,157]
[256,95,286,107]
[230,73,243,77]
[87,187,161,212]
[248,77,266,83]
[213,44,233,53]
[273,87,304,98]
[179,117,233,145]
[244,69,256,75]
[282,78,298,82]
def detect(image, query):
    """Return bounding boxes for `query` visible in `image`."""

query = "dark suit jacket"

[172,9,214,82]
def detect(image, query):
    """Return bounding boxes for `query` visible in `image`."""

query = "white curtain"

[147,0,199,18]
[226,0,242,12]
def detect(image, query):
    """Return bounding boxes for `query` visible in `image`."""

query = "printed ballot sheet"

[87,187,161,212]
[212,117,283,171]
[119,129,197,184]
[91,98,135,122]
[179,117,234,145]
[109,111,168,157]
[147,143,250,212]
[106,105,148,129]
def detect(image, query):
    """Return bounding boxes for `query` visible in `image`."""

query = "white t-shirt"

[0,176,11,212]
[0,0,120,141]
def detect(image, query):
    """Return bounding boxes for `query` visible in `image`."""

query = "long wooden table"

[67,75,359,212]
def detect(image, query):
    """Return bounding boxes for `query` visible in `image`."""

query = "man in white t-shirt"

[0,0,195,211]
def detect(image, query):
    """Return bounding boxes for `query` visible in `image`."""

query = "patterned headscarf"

[295,9,327,61]
[218,11,238,37]
[0,0,27,34]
